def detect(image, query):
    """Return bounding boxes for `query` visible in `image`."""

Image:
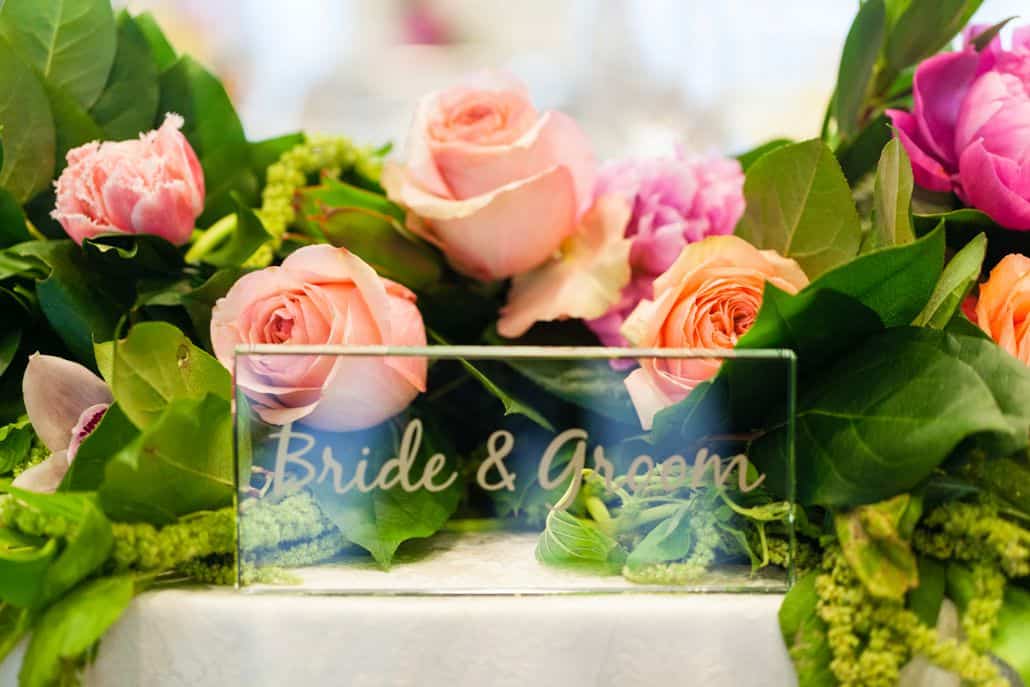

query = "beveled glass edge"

[233,344,797,361]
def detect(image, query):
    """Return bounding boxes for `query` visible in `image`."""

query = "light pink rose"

[51,113,205,246]
[622,235,808,429]
[887,26,1030,230]
[497,194,632,338]
[382,71,596,281]
[211,245,427,431]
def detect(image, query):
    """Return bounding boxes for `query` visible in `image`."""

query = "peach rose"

[622,235,808,429]
[382,71,596,281]
[976,253,1030,365]
[52,114,204,246]
[211,245,427,431]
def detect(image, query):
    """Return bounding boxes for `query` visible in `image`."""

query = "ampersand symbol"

[477,430,516,492]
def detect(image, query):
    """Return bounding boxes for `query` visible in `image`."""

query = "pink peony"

[382,71,596,281]
[887,26,1030,230]
[585,151,745,347]
[211,245,427,432]
[52,114,205,246]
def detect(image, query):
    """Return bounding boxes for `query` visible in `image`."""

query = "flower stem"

[185,214,237,264]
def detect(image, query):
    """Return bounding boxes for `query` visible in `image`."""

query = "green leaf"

[14,240,123,366]
[836,114,893,185]
[483,339,636,423]
[82,233,185,277]
[909,556,946,627]
[779,572,836,687]
[61,403,138,491]
[625,505,694,570]
[834,494,919,601]
[300,178,443,290]
[0,173,31,247]
[99,394,233,524]
[430,331,553,431]
[0,604,33,664]
[0,417,32,473]
[0,0,116,109]
[0,539,57,608]
[310,417,461,568]
[133,11,176,71]
[914,207,1025,271]
[19,575,134,687]
[89,12,160,140]
[0,488,113,608]
[158,56,258,223]
[885,0,982,76]
[866,138,915,250]
[735,139,862,279]
[833,0,886,139]
[807,223,944,327]
[0,36,55,203]
[913,232,985,329]
[201,194,273,268]
[736,138,793,172]
[43,80,103,167]
[752,328,1030,506]
[536,509,625,574]
[993,585,1030,685]
[94,321,231,429]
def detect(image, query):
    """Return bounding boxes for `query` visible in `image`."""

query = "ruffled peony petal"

[129,180,199,245]
[150,113,205,213]
[386,164,578,280]
[23,355,112,453]
[911,50,981,167]
[11,451,71,494]
[886,109,955,192]
[958,140,1030,230]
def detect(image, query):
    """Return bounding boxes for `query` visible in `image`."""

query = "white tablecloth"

[1,590,794,686]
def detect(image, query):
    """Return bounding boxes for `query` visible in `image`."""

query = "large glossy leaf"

[133,11,176,72]
[43,81,103,167]
[752,328,1030,506]
[735,139,861,279]
[0,0,116,109]
[158,56,257,223]
[89,12,160,140]
[19,575,134,687]
[807,223,944,328]
[885,0,981,77]
[867,138,915,250]
[833,0,886,139]
[913,232,985,329]
[0,37,55,203]
[779,572,835,687]
[99,394,233,524]
[94,321,231,429]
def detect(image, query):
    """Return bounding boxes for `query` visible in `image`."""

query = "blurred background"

[114,0,1025,160]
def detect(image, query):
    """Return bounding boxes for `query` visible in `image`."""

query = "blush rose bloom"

[587,152,745,347]
[975,253,1030,365]
[622,235,808,429]
[887,26,1030,230]
[382,71,596,281]
[211,245,427,431]
[51,114,205,246]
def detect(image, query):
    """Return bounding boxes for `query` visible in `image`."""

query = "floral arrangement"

[0,1,1028,686]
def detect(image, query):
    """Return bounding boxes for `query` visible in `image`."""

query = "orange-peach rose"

[622,235,808,429]
[382,71,596,281]
[976,253,1030,365]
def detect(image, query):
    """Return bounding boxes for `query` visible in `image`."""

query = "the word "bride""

[267,420,766,508]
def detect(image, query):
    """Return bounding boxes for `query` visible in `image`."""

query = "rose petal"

[624,367,676,431]
[23,354,112,453]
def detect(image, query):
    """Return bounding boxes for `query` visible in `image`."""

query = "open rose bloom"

[51,114,205,246]
[383,71,596,281]
[976,253,1030,365]
[622,235,808,429]
[887,27,1030,230]
[211,245,427,431]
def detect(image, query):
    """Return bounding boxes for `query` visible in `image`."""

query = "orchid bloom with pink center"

[12,354,112,493]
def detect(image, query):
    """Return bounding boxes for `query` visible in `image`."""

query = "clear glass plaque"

[234,346,796,594]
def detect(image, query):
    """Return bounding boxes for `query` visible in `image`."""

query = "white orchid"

[12,354,112,493]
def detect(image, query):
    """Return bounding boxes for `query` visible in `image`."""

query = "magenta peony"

[51,114,205,246]
[585,151,745,347]
[887,26,1030,230]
